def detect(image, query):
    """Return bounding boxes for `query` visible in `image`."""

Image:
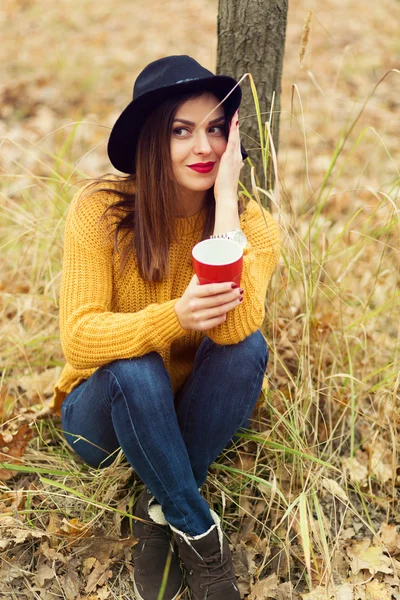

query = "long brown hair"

[82,92,240,281]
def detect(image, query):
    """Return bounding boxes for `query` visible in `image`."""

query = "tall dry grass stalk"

[299,8,313,66]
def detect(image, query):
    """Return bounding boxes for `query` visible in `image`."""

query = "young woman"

[53,55,280,600]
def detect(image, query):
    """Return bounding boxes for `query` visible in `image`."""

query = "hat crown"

[133,55,214,100]
[108,55,245,174]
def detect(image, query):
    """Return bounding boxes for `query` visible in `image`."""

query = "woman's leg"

[174,330,269,487]
[61,352,214,536]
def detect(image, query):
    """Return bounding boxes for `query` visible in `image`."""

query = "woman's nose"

[193,130,212,154]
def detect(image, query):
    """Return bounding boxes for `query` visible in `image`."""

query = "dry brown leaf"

[364,439,393,484]
[0,387,15,422]
[85,559,113,594]
[322,479,349,503]
[38,540,66,563]
[82,556,98,575]
[232,542,257,597]
[33,563,54,587]
[235,452,256,472]
[342,527,356,540]
[380,524,400,555]
[55,517,91,549]
[249,573,278,599]
[61,570,81,600]
[238,494,252,517]
[0,424,33,480]
[302,584,353,600]
[0,516,46,550]
[96,587,111,600]
[19,366,62,400]
[276,581,296,600]
[365,579,392,600]
[0,563,23,584]
[301,586,334,600]
[335,583,353,600]
[342,457,368,485]
[347,539,392,576]
[45,511,62,535]
[241,531,269,556]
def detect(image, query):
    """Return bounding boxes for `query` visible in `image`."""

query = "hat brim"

[107,76,243,174]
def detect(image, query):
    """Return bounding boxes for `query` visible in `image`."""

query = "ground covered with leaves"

[1,0,399,598]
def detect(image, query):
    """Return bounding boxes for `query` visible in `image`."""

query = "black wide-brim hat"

[107,55,246,174]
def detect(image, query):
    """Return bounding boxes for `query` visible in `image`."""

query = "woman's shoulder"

[65,176,135,248]
[70,176,135,213]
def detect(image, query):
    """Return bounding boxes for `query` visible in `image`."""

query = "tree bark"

[217,0,288,197]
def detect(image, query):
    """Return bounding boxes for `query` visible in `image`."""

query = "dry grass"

[1,0,400,598]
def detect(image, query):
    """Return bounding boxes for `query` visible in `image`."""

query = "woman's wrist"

[214,193,238,206]
[213,197,240,234]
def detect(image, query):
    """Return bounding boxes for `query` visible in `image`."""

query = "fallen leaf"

[342,527,356,540]
[82,556,97,575]
[342,457,368,485]
[0,516,46,550]
[364,439,393,484]
[380,524,400,555]
[33,563,54,587]
[96,587,111,600]
[0,386,15,422]
[322,479,349,503]
[0,563,23,584]
[38,540,66,563]
[61,570,81,600]
[55,517,91,549]
[0,424,33,480]
[232,542,257,596]
[335,583,354,600]
[365,579,392,600]
[19,366,62,400]
[276,581,296,600]
[249,574,278,599]
[301,586,334,600]
[347,539,393,576]
[85,559,112,594]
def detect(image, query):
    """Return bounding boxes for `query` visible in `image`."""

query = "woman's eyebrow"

[173,116,225,126]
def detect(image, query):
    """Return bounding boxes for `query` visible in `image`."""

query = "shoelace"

[197,551,233,588]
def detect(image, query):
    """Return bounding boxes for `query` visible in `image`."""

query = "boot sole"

[132,574,184,600]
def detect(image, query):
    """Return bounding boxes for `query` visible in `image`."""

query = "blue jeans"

[61,331,268,536]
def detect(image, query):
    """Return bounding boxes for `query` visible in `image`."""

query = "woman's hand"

[213,110,243,203]
[174,274,243,331]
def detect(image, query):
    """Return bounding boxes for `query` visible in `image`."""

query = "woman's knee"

[102,352,172,412]
[238,330,269,369]
[209,330,268,373]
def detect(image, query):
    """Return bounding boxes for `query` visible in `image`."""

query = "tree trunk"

[217,0,288,199]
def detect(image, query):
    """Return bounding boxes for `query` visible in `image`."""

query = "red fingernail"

[236,120,239,126]
[231,283,239,289]
[239,297,243,302]
[239,288,244,294]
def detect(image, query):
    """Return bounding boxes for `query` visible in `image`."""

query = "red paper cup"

[192,238,243,286]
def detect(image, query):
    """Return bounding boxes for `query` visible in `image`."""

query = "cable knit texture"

[52,183,280,413]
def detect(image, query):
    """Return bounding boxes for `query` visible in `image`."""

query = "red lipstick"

[187,162,215,173]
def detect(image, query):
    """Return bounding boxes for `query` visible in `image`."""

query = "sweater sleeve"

[59,191,186,370]
[207,199,280,345]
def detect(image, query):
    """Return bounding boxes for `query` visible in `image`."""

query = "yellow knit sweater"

[52,185,280,413]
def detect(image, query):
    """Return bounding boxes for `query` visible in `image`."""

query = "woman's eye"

[173,127,190,137]
[208,126,224,136]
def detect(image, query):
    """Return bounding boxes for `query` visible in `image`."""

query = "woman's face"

[170,92,227,196]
